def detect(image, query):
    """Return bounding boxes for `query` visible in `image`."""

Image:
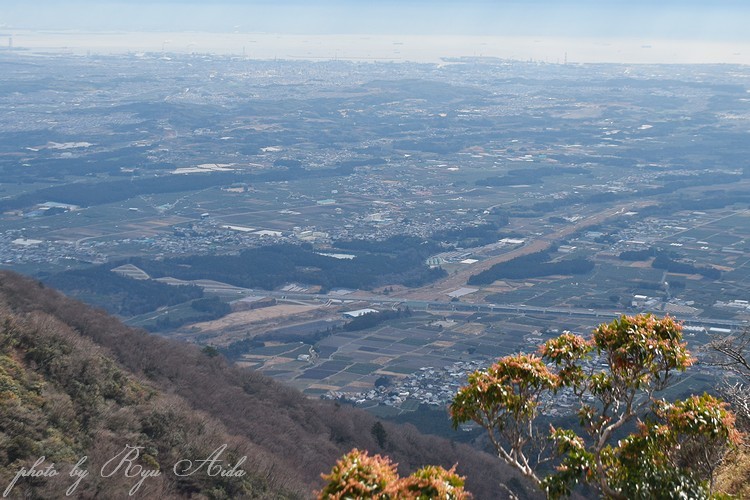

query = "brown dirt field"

[454,323,485,335]
[430,340,456,348]
[188,304,320,332]
[629,261,653,268]
[263,357,299,367]
[308,384,340,391]
[348,381,376,389]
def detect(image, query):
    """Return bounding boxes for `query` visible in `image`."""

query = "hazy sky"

[2,1,749,41]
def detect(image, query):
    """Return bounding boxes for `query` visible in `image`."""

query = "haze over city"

[3,1,750,64]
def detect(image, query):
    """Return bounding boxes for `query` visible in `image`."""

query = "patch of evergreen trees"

[468,250,594,285]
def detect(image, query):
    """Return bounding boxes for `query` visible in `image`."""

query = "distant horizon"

[3,1,750,65]
[4,30,750,66]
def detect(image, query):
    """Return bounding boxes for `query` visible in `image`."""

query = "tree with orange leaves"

[450,314,741,499]
[317,448,470,499]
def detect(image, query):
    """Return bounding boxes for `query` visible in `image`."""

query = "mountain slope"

[0,270,538,499]
[0,291,290,498]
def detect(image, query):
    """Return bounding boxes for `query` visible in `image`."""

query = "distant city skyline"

[2,1,750,64]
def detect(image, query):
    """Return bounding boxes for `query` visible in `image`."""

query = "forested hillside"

[0,271,537,499]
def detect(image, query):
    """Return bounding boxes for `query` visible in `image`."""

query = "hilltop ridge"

[0,270,537,499]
